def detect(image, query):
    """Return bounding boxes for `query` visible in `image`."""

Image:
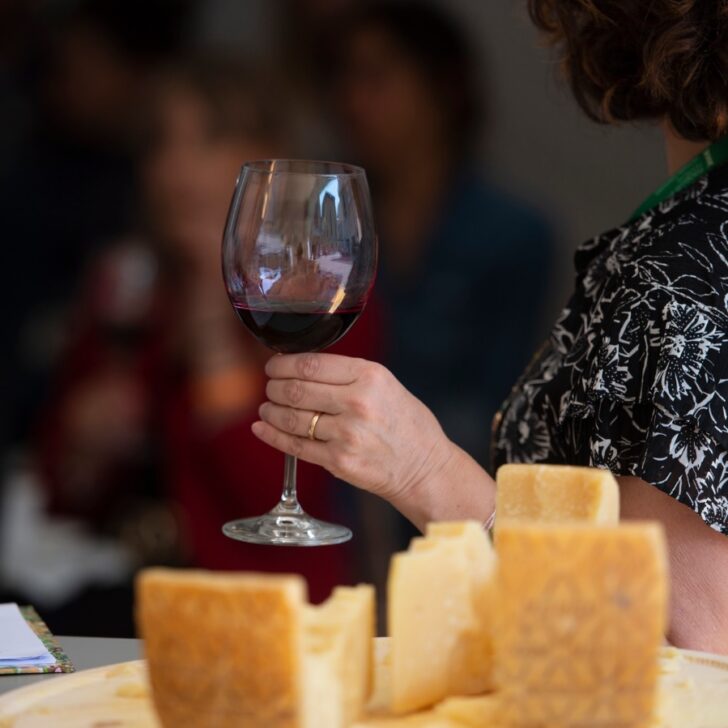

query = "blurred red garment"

[37,247,382,604]
[163,389,349,602]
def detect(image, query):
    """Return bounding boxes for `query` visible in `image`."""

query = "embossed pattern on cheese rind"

[137,569,306,728]
[494,523,668,727]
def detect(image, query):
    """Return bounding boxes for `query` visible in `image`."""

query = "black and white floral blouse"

[492,163,728,535]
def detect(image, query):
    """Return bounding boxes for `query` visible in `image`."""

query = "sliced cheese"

[388,521,496,714]
[388,539,470,714]
[304,585,375,728]
[352,710,456,728]
[424,522,496,696]
[494,522,668,727]
[495,463,619,526]
[433,695,500,727]
[353,711,460,728]
[354,692,499,728]
[136,568,306,728]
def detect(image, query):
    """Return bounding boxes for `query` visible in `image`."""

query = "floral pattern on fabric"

[492,166,728,534]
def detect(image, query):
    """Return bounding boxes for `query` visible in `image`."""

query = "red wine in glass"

[232,301,364,353]
[221,159,377,546]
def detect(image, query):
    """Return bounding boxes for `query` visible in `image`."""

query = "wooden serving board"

[0,660,157,727]
[0,640,726,727]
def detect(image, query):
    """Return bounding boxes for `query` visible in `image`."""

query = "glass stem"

[275,454,303,514]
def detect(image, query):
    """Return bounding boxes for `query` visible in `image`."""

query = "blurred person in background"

[0,0,193,457]
[315,0,556,572]
[330,1,555,469]
[260,0,557,610]
[27,56,379,635]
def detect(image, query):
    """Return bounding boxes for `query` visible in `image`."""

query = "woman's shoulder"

[574,168,728,323]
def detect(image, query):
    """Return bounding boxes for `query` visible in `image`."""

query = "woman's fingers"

[265,353,365,384]
[265,378,346,414]
[251,420,330,465]
[258,402,334,442]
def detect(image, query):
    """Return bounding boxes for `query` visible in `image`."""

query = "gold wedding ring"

[307,412,323,441]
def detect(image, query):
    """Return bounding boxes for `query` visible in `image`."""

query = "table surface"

[0,636,141,696]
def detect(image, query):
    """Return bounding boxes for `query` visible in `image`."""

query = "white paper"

[0,603,49,659]
[0,652,56,668]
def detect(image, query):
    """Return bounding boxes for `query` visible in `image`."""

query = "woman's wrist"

[390,437,496,533]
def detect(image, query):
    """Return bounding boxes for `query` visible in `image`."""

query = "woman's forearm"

[390,438,496,533]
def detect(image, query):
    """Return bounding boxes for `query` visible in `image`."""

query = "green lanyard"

[630,136,728,221]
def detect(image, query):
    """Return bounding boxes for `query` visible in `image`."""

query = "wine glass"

[221,160,377,546]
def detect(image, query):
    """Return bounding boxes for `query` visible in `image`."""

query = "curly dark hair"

[528,0,728,141]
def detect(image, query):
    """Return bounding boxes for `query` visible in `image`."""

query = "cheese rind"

[136,569,306,728]
[388,521,496,714]
[494,522,668,727]
[495,463,619,526]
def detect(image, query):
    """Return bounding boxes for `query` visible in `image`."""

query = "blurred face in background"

[46,23,141,142]
[143,82,274,277]
[335,27,447,175]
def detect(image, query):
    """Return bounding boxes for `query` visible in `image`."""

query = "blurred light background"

[0,0,666,636]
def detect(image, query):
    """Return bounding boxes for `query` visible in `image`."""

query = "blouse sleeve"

[559,294,728,534]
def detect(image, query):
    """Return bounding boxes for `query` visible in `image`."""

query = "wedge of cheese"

[304,585,375,728]
[136,569,306,728]
[137,570,375,728]
[495,463,619,526]
[494,522,668,727]
[424,522,496,697]
[388,521,496,714]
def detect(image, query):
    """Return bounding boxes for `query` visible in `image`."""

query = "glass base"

[222,507,352,546]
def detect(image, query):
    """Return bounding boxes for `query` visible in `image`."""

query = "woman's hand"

[252,353,495,529]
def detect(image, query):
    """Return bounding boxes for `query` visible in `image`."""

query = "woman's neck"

[663,122,711,174]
